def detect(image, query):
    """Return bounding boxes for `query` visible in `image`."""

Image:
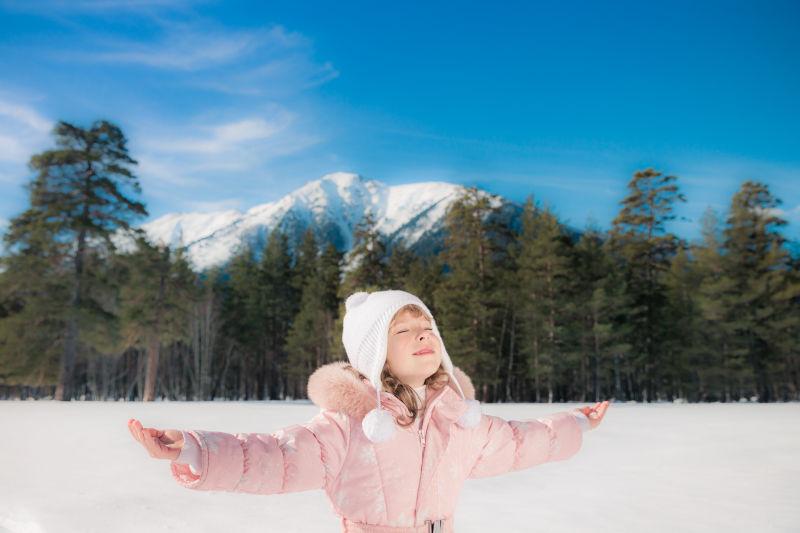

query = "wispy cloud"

[53,18,338,96]
[130,106,323,203]
[0,100,52,133]
[0,96,53,167]
[76,24,304,71]
[137,104,321,160]
[149,115,289,154]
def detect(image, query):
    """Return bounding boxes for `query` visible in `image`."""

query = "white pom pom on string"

[456,399,482,428]
[345,292,369,311]
[362,407,397,443]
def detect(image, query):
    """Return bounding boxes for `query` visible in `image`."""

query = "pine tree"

[434,187,501,400]
[257,229,298,399]
[285,239,344,397]
[607,168,686,401]
[220,244,261,399]
[721,181,797,401]
[115,236,198,401]
[1,120,147,400]
[292,229,320,293]
[571,224,631,402]
[189,269,225,400]
[691,208,741,401]
[662,247,701,400]
[0,220,70,389]
[385,240,415,289]
[777,252,800,400]
[515,198,573,402]
[341,212,389,294]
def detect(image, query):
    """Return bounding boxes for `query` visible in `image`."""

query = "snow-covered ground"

[1,400,797,533]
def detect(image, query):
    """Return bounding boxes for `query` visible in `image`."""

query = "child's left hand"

[575,400,610,430]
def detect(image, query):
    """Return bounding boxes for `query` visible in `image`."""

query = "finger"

[145,428,163,444]
[148,429,174,458]
[155,434,175,458]
[150,431,177,459]
[134,420,146,444]
[148,429,169,452]
[142,429,163,458]
[145,429,165,453]
[130,419,142,442]
[127,420,140,443]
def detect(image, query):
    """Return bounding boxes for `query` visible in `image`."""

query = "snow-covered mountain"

[134,172,510,272]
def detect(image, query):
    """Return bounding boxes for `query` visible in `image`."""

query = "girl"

[129,289,609,532]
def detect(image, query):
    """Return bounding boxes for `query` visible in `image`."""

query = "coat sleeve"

[170,409,350,494]
[467,410,583,479]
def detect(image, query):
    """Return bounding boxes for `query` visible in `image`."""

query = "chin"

[423,356,442,372]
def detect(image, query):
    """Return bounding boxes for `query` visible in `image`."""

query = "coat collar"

[306,361,476,422]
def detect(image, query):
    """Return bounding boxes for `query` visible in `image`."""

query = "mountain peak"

[129,173,513,272]
[318,172,365,186]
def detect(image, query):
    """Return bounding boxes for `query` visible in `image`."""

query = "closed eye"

[394,327,433,334]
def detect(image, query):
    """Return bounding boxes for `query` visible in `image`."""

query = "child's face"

[385,309,442,388]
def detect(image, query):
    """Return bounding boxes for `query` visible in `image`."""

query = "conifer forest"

[1,120,798,403]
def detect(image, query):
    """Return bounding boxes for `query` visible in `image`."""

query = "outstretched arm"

[129,410,350,495]
[467,400,609,479]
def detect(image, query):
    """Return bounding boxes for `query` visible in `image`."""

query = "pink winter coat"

[170,362,584,532]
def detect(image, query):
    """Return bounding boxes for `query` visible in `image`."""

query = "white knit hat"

[342,289,481,442]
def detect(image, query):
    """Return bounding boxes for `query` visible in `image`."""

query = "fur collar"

[307,361,476,420]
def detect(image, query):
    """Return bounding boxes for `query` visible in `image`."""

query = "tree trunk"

[505,314,516,402]
[143,263,166,402]
[143,335,160,402]
[55,316,78,401]
[533,336,540,403]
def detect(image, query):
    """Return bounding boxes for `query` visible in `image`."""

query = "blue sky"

[0,0,798,243]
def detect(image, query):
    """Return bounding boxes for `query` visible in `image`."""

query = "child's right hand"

[128,418,184,461]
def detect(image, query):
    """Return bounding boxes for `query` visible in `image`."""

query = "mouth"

[413,348,434,356]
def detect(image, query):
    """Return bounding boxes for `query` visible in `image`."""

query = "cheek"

[386,340,407,366]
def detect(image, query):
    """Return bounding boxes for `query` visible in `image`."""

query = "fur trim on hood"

[307,361,476,420]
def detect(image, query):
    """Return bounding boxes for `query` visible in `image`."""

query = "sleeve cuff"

[571,410,591,432]
[175,430,202,475]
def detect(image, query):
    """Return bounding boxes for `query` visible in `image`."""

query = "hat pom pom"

[346,292,369,311]
[456,399,481,428]
[362,407,396,443]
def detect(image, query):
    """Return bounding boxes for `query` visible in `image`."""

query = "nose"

[418,329,431,341]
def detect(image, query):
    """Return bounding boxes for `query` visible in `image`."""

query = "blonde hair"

[344,303,450,427]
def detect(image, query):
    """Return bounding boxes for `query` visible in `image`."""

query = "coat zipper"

[411,390,447,527]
